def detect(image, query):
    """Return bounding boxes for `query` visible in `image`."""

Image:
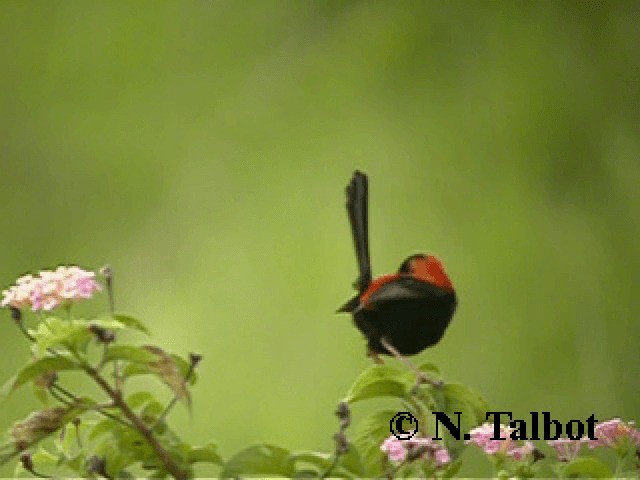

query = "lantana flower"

[547,438,582,462]
[466,423,535,461]
[586,418,640,449]
[381,435,450,467]
[1,266,102,312]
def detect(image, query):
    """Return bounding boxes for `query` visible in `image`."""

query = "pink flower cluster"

[547,438,582,462]
[586,418,640,449]
[466,423,534,461]
[1,266,102,312]
[381,435,451,467]
[547,418,640,461]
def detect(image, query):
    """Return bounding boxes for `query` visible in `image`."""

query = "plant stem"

[83,364,187,480]
[12,314,134,430]
[321,402,350,479]
[50,383,134,429]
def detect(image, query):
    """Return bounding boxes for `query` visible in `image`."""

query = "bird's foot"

[367,345,384,364]
[415,371,443,388]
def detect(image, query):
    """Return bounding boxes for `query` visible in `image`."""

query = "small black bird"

[338,171,457,366]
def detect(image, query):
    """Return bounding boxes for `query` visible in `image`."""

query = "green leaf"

[140,400,165,425]
[88,419,114,441]
[32,382,50,405]
[440,458,462,478]
[30,318,93,356]
[336,446,366,477]
[432,382,489,456]
[106,345,191,404]
[93,314,151,335]
[221,444,295,478]
[291,448,365,478]
[294,469,323,478]
[87,318,128,330]
[344,364,413,404]
[13,446,58,477]
[418,362,440,376]
[143,346,190,404]
[561,457,613,478]
[113,314,151,335]
[353,410,398,477]
[126,391,157,409]
[170,354,198,386]
[2,357,80,399]
[104,345,158,364]
[54,421,83,459]
[186,443,223,466]
[289,450,330,471]
[1,356,79,404]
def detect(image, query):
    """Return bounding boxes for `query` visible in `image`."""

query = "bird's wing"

[360,276,451,310]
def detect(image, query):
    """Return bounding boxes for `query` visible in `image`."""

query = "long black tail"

[345,170,372,294]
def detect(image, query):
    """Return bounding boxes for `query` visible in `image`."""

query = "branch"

[321,401,351,479]
[83,364,187,480]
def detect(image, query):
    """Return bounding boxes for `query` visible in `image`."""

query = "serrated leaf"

[186,443,223,466]
[344,364,413,404]
[562,457,613,478]
[221,444,295,478]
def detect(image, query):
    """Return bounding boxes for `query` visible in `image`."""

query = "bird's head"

[398,254,454,291]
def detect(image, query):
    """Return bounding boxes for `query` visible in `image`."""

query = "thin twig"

[83,364,187,480]
[50,382,133,429]
[100,265,121,392]
[48,386,74,407]
[321,401,351,479]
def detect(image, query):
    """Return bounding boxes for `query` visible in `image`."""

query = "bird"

[337,170,457,379]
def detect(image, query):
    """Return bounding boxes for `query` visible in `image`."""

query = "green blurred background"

[1,0,638,477]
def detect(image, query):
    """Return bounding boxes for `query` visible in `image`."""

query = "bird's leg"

[379,337,442,387]
[367,344,384,364]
